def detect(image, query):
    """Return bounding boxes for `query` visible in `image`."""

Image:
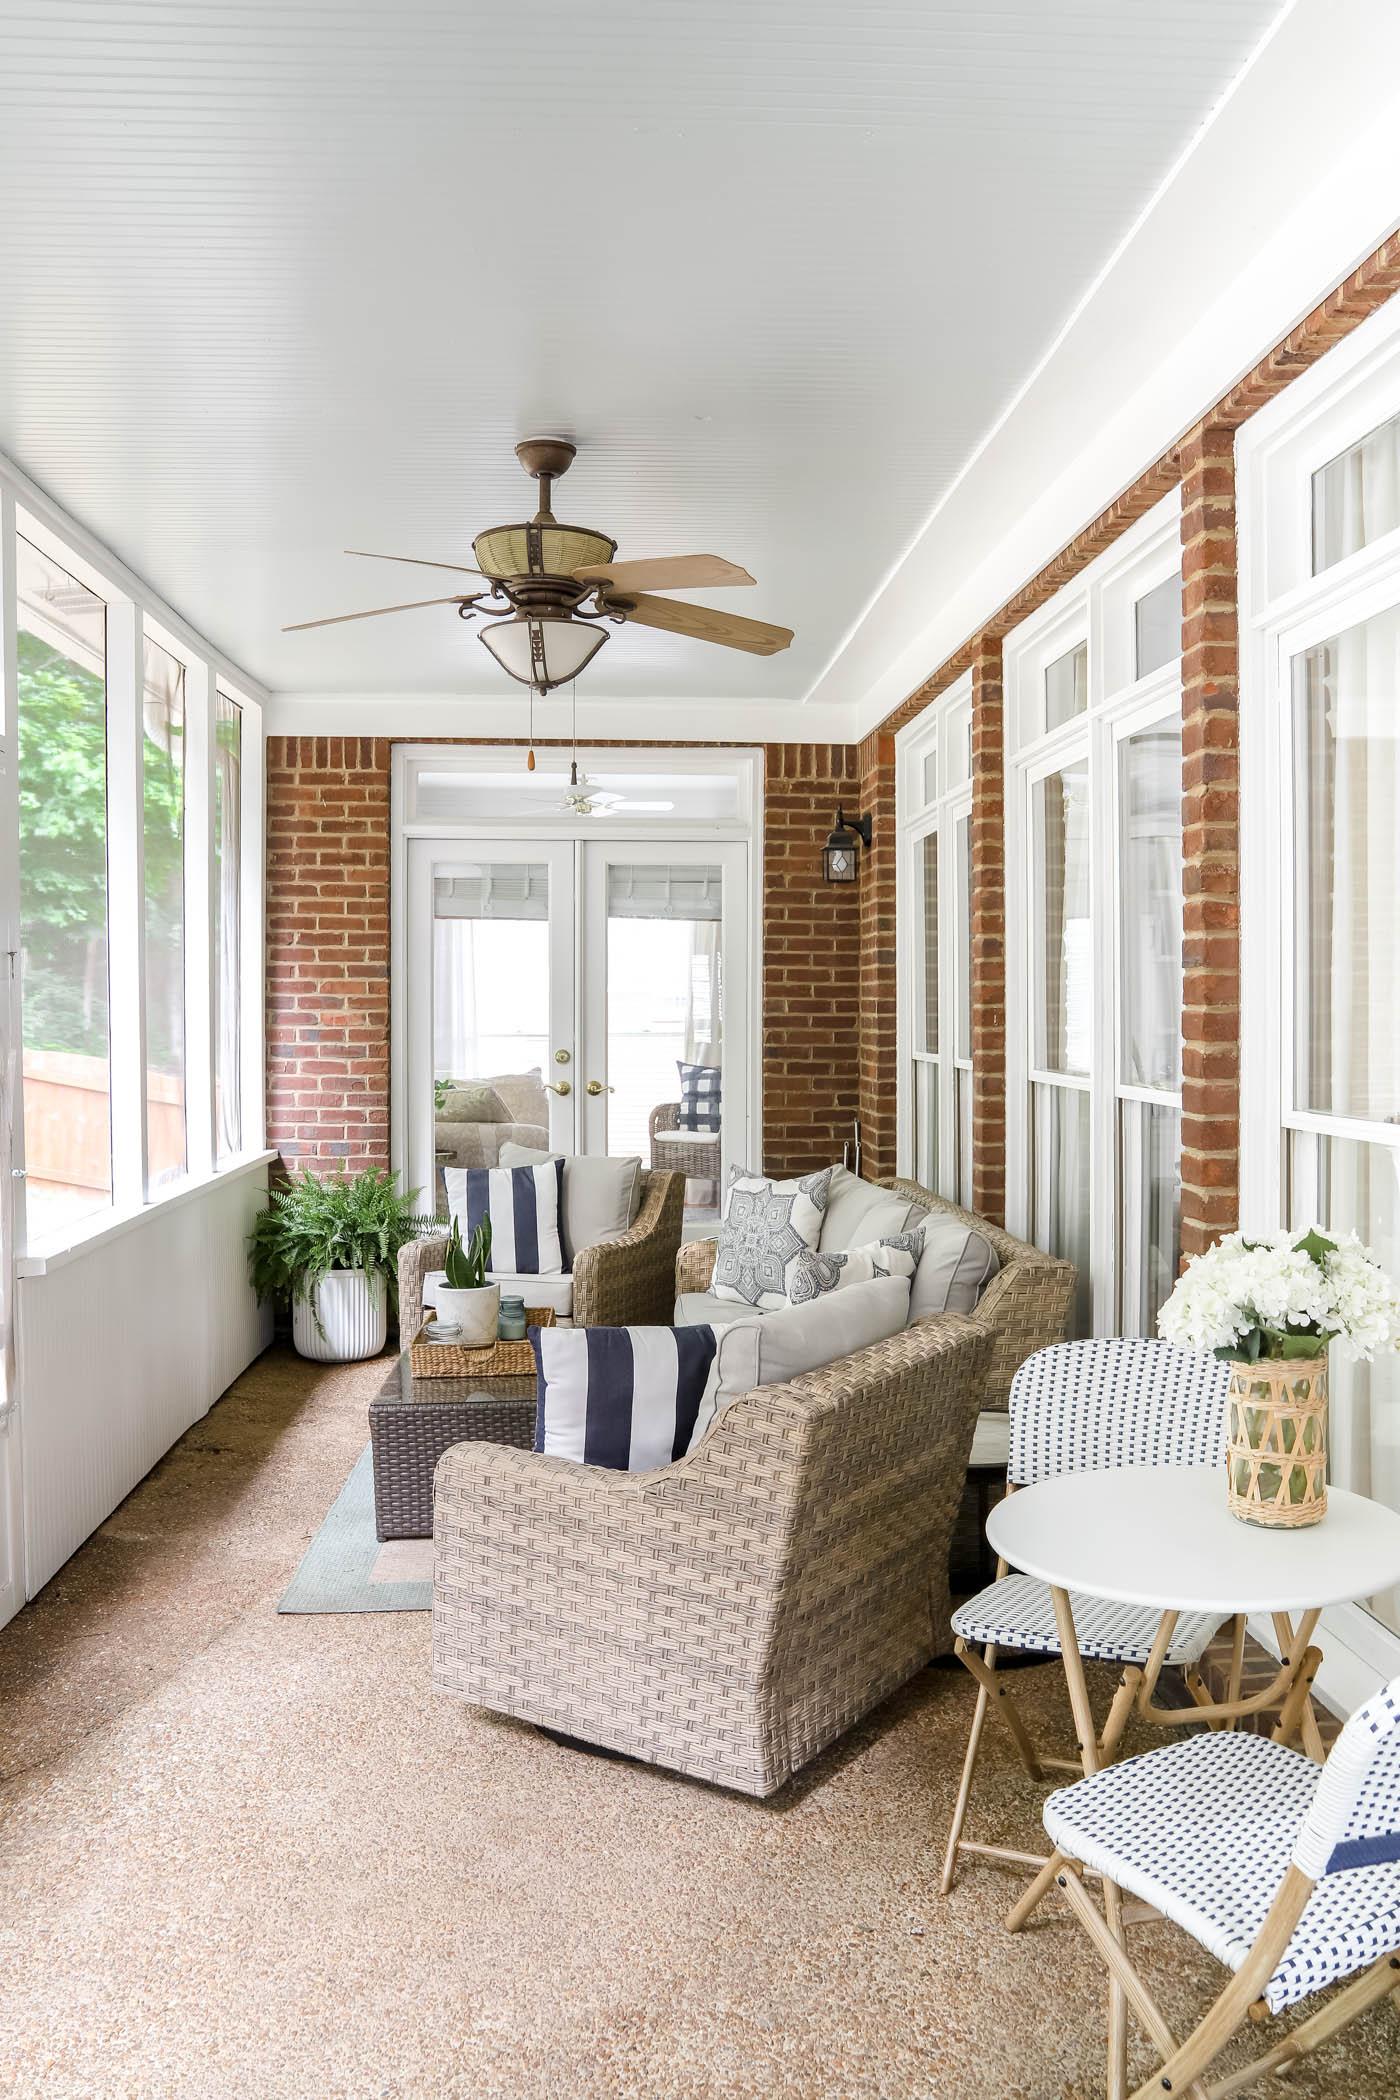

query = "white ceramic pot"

[435,1282,501,1347]
[291,1268,388,1363]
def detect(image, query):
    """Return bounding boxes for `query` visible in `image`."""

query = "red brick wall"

[264,737,861,1183]
[854,730,897,1184]
[968,640,1007,1226]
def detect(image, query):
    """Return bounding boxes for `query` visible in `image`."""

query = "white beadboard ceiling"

[0,1,1284,714]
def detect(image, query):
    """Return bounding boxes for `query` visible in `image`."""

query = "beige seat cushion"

[423,1267,574,1319]
[673,1290,753,1329]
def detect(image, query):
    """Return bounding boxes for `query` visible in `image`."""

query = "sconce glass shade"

[478,614,609,692]
[473,522,617,580]
[822,835,858,883]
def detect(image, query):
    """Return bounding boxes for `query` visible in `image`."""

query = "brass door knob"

[585,1081,615,1096]
[545,1079,572,1096]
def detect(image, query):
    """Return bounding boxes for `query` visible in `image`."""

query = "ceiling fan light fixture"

[478,612,608,692]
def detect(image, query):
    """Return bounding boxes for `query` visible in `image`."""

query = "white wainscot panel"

[17,1165,274,1596]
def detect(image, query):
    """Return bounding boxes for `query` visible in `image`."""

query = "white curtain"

[684,921,722,1067]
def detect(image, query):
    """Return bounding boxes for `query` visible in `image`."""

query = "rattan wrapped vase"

[1226,1355,1328,1528]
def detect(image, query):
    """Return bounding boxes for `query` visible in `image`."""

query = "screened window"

[1312,410,1400,574]
[15,536,112,1240]
[1033,763,1091,1077]
[143,637,186,1186]
[1134,571,1182,679]
[213,692,243,1159]
[1044,641,1088,731]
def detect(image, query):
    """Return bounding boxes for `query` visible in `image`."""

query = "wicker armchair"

[675,1179,1075,1416]
[433,1312,992,1795]
[648,1100,721,1182]
[397,1168,685,1337]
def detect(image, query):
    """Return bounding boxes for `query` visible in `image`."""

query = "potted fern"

[248,1168,433,1362]
[436,1214,497,1345]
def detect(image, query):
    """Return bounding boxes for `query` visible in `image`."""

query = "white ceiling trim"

[818,0,1400,738]
[263,689,860,745]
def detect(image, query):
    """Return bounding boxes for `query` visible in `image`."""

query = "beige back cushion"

[819,1165,923,1252]
[499,1144,642,1263]
[485,1069,548,1123]
[905,1208,999,1318]
[712,1275,911,1404]
[437,1083,509,1124]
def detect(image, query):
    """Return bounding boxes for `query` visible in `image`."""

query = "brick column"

[265,735,392,1175]
[969,638,1006,1225]
[855,729,898,1184]
[1178,421,1240,1258]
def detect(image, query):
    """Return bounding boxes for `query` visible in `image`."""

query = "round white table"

[985,1463,1400,1939]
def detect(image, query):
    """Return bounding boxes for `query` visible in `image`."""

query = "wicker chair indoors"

[433,1314,993,1796]
[398,1167,686,1337]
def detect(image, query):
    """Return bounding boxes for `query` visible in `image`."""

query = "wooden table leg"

[1271,1611,1327,1761]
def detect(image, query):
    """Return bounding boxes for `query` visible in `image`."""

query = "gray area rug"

[277,1444,433,1613]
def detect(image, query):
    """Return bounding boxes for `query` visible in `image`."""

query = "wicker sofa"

[675,1178,1075,1421]
[433,1311,992,1795]
[398,1167,686,1337]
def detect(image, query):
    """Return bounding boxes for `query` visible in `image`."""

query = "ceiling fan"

[283,437,794,689]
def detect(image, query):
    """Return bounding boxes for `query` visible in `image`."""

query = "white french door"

[403,834,750,1226]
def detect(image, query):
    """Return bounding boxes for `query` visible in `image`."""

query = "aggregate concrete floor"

[1,1346,1395,2099]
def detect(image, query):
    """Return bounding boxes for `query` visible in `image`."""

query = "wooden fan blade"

[575,554,754,592]
[282,596,465,632]
[345,548,486,578]
[614,593,793,656]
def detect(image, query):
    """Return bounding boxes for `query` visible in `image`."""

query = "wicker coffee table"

[368,1351,536,1540]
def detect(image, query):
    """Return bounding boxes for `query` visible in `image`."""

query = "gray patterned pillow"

[712,1166,833,1311]
[787,1229,925,1306]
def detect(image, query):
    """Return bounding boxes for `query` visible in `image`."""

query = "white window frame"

[1004,492,1184,1336]
[0,450,269,1275]
[1239,291,1400,1699]
[895,673,973,1201]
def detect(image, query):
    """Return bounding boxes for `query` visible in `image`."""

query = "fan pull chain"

[526,679,536,771]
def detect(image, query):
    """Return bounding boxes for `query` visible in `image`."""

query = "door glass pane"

[913,1059,937,1192]
[1045,641,1088,730]
[1120,725,1182,1090]
[1033,761,1091,1076]
[1312,411,1400,574]
[1134,571,1181,678]
[433,865,551,1210]
[1119,1100,1181,1336]
[143,638,186,1187]
[955,815,971,1063]
[1032,1081,1091,1336]
[1288,1131,1400,1634]
[1292,608,1400,1121]
[608,862,723,1228]
[16,535,112,1242]
[213,694,242,1158]
[920,831,939,1055]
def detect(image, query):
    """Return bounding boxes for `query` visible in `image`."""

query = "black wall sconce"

[822,805,873,884]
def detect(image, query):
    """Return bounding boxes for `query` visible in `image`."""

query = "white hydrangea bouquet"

[1158,1226,1400,1365]
[1159,1227,1400,1527]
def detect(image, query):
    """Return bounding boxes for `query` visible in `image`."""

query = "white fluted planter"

[291,1269,388,1363]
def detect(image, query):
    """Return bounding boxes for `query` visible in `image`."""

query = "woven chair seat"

[951,1570,1224,1666]
[1044,1731,1400,2012]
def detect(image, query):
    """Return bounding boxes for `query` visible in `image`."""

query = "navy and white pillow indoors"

[532,1323,718,1472]
[442,1158,566,1275]
[677,1060,722,1133]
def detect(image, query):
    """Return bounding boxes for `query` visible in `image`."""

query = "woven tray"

[409,1308,555,1379]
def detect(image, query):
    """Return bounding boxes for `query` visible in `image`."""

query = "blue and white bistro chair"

[1043,1675,1400,2099]
[940,1339,1231,1895]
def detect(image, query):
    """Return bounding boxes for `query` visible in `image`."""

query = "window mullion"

[105,602,148,1208]
[184,658,215,1178]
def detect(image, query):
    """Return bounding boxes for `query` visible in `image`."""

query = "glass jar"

[498,1295,528,1342]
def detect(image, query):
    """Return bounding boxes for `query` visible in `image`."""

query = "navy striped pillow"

[443,1158,566,1276]
[531,1324,718,1471]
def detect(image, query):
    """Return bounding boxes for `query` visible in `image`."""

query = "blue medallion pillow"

[531,1323,718,1471]
[443,1158,566,1275]
[677,1059,722,1134]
